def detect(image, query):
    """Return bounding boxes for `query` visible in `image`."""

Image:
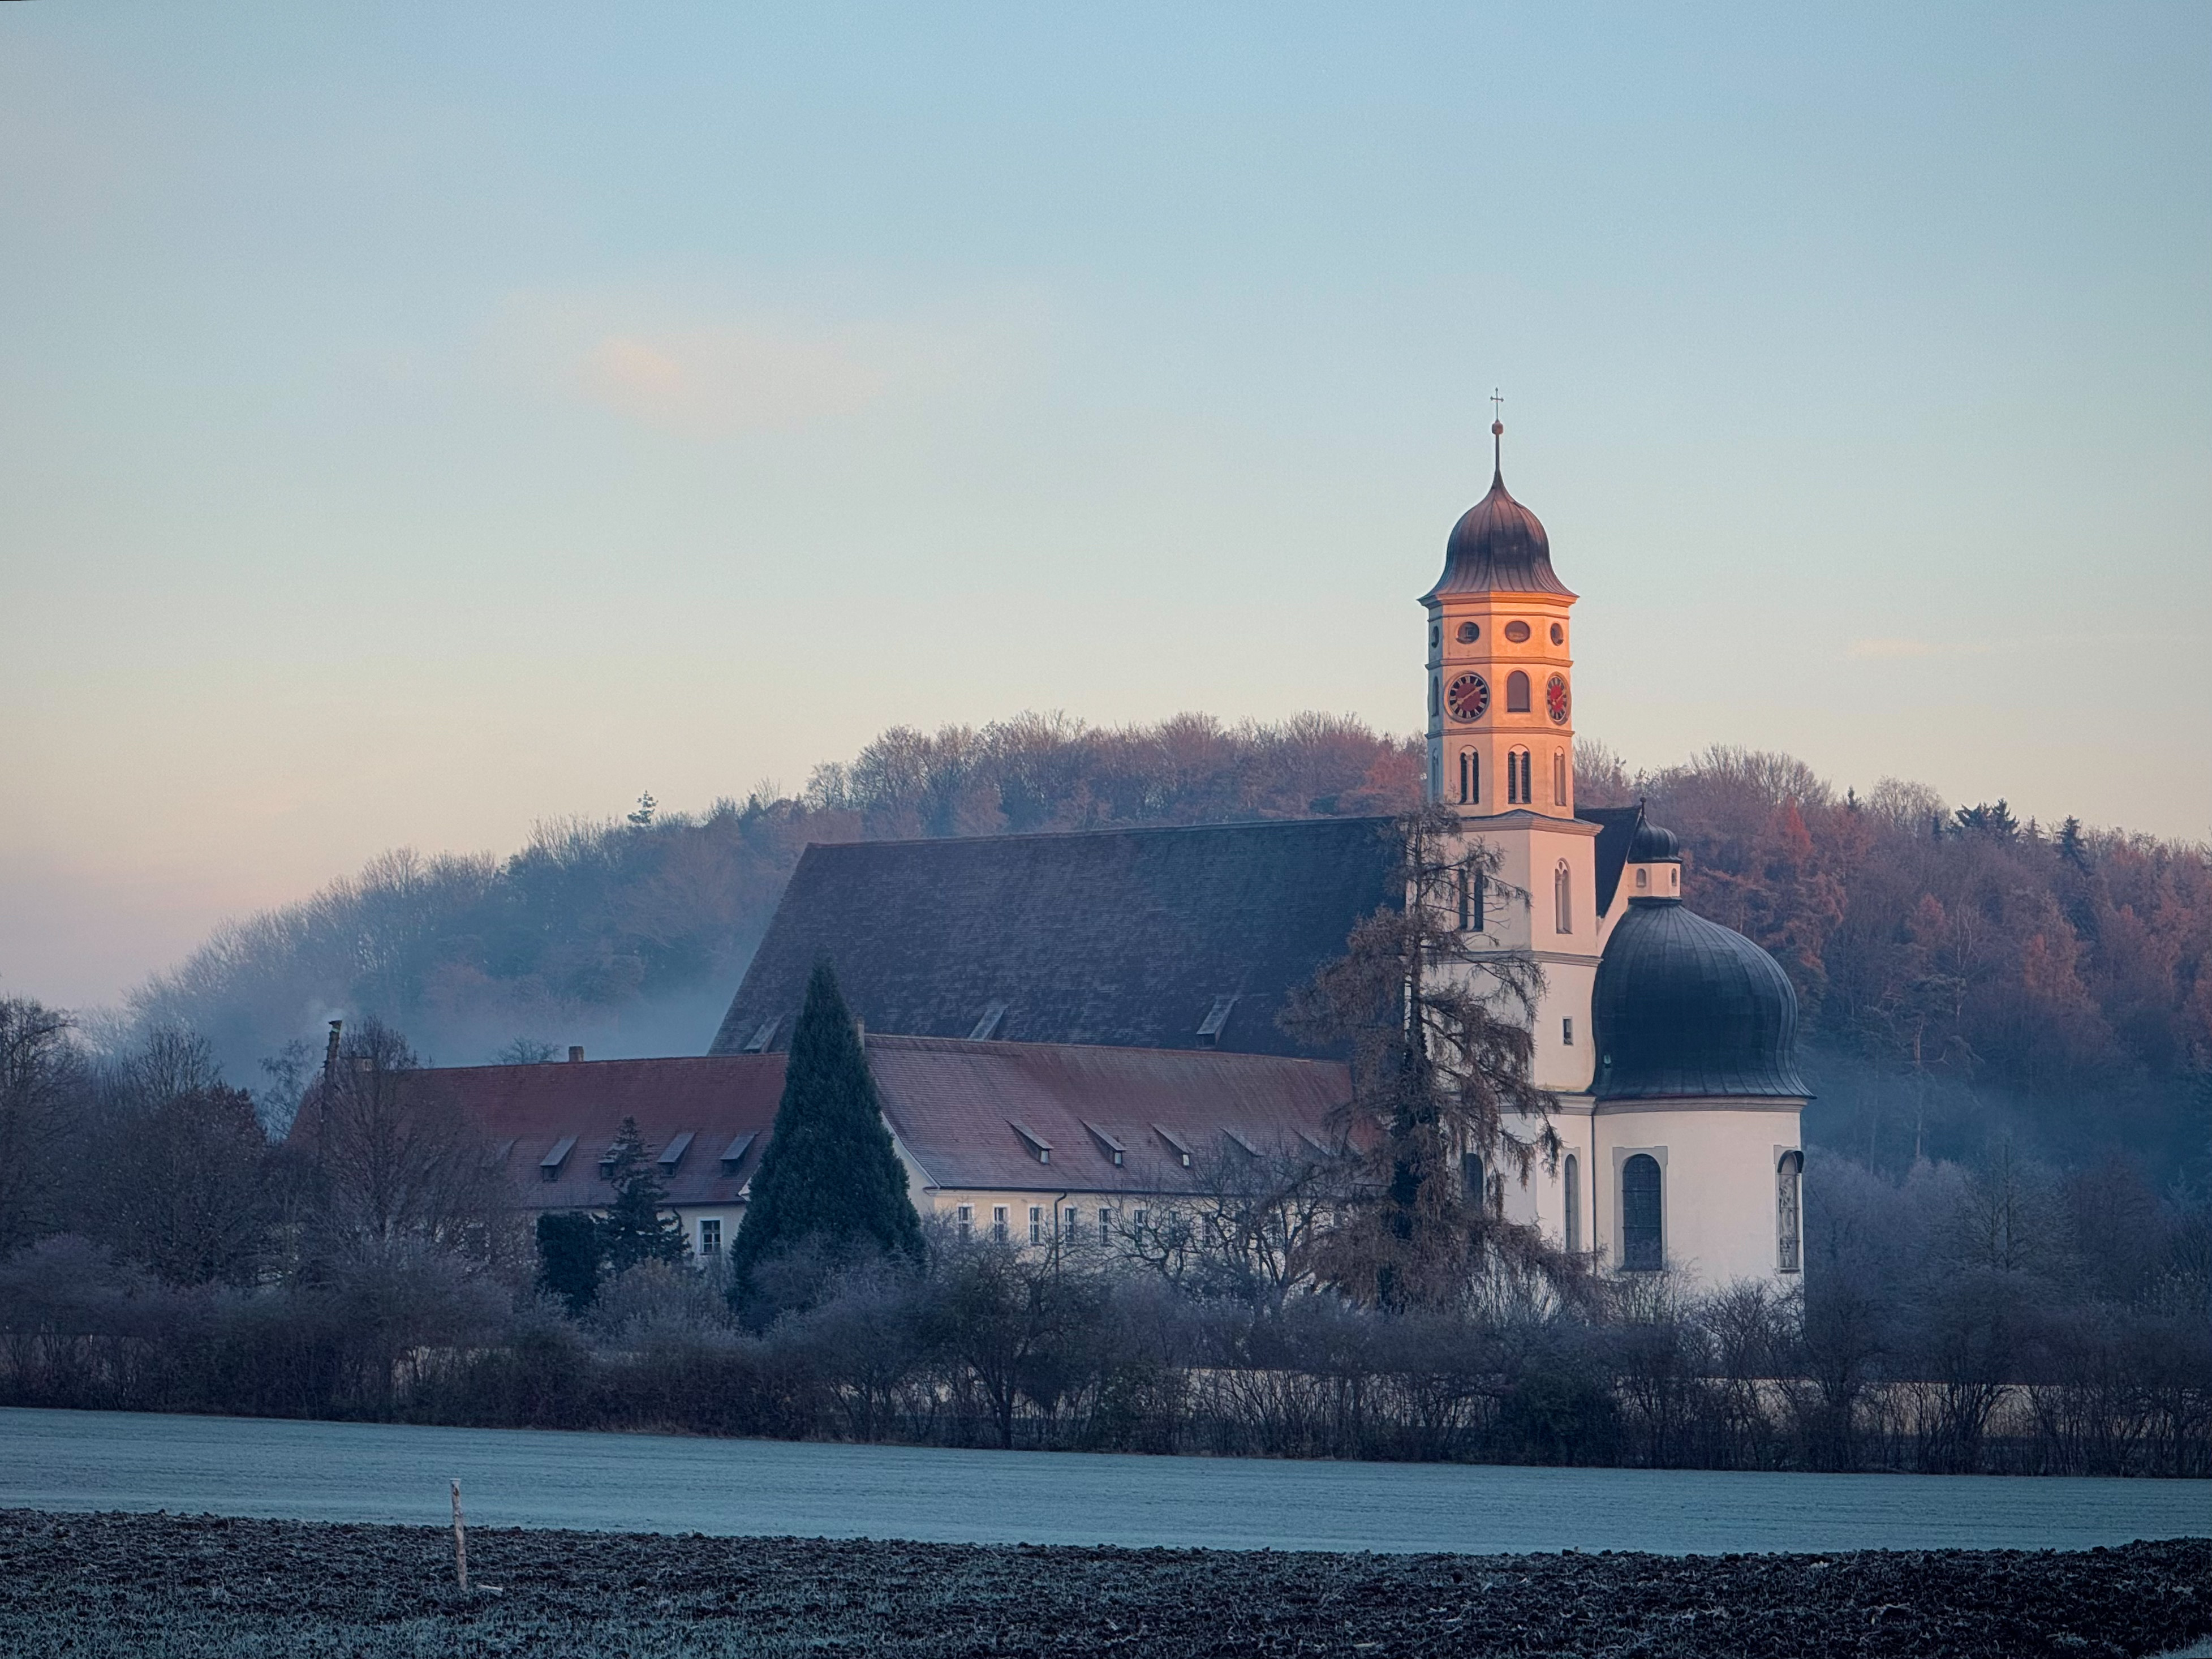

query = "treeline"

[129,712,1422,1102]
[113,716,2212,1177]
[2,996,2205,1476]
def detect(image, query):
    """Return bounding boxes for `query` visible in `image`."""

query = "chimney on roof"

[567,1046,584,1063]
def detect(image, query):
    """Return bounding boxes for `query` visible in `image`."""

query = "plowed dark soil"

[3,1509,2205,1658]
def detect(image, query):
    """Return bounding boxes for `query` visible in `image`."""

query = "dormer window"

[1010,1121,1053,1165]
[1153,1124,1193,1168]
[1083,1122,1127,1166]
[718,1132,756,1176]
[539,1135,577,1183]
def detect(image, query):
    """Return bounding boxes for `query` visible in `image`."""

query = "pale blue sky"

[3,2,2207,1007]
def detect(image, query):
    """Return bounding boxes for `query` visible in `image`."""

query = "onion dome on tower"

[1422,420,1576,600]
[1591,820,1812,1101]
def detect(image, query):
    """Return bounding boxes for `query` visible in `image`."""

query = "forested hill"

[124,711,2210,1177]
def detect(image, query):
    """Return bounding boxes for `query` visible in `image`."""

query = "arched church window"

[1776,1149,1804,1274]
[1462,1151,1486,1209]
[1563,1154,1581,1251]
[1507,747,1531,805]
[1507,671,1531,712]
[1635,867,1649,891]
[1430,674,1440,718]
[1552,748,1568,806]
[1555,861,1573,934]
[1458,750,1477,805]
[1622,1154,1662,1271]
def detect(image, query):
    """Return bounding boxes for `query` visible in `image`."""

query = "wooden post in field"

[451,1479,468,1593]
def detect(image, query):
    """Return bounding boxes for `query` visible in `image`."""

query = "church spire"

[1489,388,1505,482]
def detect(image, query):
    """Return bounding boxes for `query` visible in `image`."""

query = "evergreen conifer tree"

[536,1211,604,1315]
[599,1116,690,1273]
[730,960,924,1282]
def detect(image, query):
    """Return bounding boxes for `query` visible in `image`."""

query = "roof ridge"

[801,813,1399,854]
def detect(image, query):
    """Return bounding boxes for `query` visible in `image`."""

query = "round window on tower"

[1456,621,1479,644]
[1550,622,1565,646]
[1504,620,1531,643]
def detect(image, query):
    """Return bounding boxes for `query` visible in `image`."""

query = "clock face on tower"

[1446,673,1490,723]
[1546,674,1571,724]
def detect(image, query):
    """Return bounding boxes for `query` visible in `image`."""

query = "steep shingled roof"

[709,816,1404,1059]
[324,1041,1358,1210]
[865,1034,1358,1194]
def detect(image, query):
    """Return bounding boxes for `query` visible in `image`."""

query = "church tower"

[1422,414,1600,1099]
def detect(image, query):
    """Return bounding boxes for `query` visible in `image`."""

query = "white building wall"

[1591,1101,1802,1286]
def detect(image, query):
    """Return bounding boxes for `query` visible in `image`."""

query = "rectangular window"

[698,1217,722,1255]
[1064,1205,1079,1239]
[1028,1205,1043,1246]
[1563,1017,1574,1047]
[957,1204,973,1243]
[1099,1207,1113,1246]
[1133,1207,1148,1230]
[1563,1155,1581,1252]
[1553,749,1568,806]
[992,1205,1008,1244]
[1457,865,1471,931]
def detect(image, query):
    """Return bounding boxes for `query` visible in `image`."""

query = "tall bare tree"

[0,998,86,1254]
[1282,806,1558,1310]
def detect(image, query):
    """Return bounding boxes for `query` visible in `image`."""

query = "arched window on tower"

[1456,860,1486,932]
[1776,1150,1804,1273]
[1506,670,1530,712]
[1552,748,1568,806]
[1458,750,1478,805]
[1622,1154,1663,1271]
[1461,1151,1486,1210]
[1555,860,1573,934]
[1507,746,1531,805]
[1563,1153,1581,1252]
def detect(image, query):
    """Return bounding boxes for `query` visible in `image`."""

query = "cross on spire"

[1489,387,1505,476]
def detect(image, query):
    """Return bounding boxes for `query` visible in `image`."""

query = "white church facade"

[1422,418,1808,1283]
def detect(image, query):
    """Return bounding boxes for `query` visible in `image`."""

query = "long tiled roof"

[398,1054,787,1210]
[709,816,1404,1059]
[865,1034,1358,1194]
[323,1040,1357,1209]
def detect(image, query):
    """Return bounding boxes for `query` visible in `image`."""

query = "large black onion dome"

[1592,897,1811,1101]
[1423,467,1576,600]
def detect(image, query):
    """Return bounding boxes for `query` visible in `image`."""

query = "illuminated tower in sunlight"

[1420,398,1809,1287]
[1421,402,1598,1097]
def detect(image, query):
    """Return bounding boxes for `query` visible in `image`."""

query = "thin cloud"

[491,287,1039,439]
[574,324,888,435]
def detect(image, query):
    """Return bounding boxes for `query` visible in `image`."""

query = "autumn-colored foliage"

[120,718,2209,1176]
